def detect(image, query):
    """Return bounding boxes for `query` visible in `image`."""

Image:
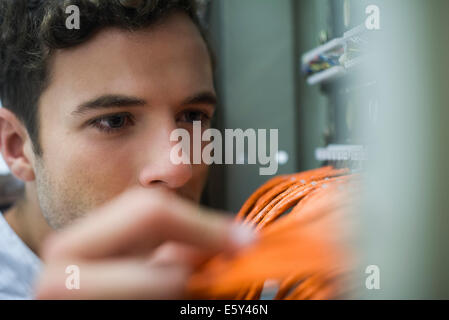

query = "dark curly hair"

[0,0,208,156]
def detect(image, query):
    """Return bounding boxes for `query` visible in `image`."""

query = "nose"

[139,160,193,189]
[138,121,193,190]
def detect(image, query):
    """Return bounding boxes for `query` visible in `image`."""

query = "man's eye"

[90,113,135,134]
[180,110,211,124]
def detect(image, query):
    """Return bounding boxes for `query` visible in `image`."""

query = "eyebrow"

[71,92,217,116]
[71,95,147,116]
[183,92,217,107]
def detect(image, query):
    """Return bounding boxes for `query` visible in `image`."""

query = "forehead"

[40,12,213,112]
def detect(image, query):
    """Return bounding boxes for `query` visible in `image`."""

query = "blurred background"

[2,0,449,298]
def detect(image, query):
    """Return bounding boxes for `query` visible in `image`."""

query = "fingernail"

[230,224,257,248]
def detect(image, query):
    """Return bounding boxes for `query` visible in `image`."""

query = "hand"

[34,188,254,299]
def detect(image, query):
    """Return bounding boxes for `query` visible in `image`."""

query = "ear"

[0,108,36,182]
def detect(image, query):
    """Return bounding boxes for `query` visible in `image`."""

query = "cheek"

[190,163,210,200]
[43,136,136,203]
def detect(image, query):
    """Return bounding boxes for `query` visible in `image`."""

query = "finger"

[34,259,192,300]
[146,242,211,268]
[42,188,255,260]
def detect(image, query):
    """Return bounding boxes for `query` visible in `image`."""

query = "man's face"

[34,13,215,229]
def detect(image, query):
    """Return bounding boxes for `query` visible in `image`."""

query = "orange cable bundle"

[187,166,360,299]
